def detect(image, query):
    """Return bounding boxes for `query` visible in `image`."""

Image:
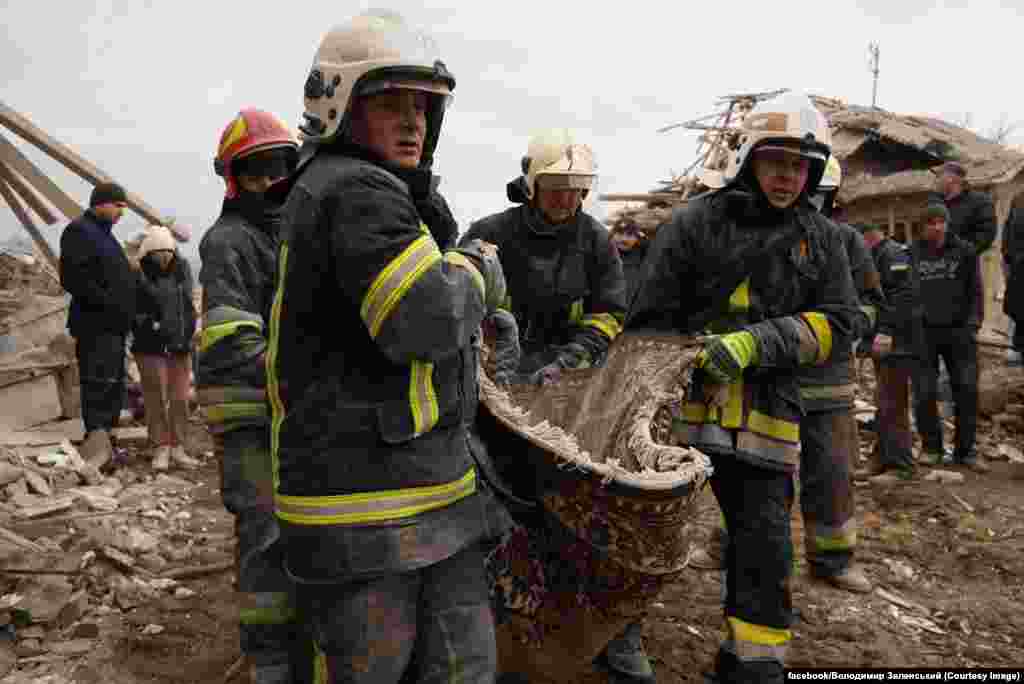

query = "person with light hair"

[132,224,199,471]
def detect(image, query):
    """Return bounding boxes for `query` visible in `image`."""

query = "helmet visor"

[535,174,595,191]
[356,77,453,109]
[755,140,828,163]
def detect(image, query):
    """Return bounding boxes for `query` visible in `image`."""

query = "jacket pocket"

[376,360,461,445]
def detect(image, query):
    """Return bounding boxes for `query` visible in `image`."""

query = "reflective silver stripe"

[736,430,800,467]
[678,422,734,451]
[275,468,476,526]
[799,384,857,401]
[196,386,267,406]
[410,360,439,437]
[361,235,442,338]
[205,305,265,327]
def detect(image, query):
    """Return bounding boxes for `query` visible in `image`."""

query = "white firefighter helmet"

[722,92,832,194]
[522,128,598,200]
[300,10,455,164]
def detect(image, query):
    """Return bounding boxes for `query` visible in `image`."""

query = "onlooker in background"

[610,216,650,309]
[59,182,137,470]
[913,203,988,472]
[1002,200,1024,363]
[132,225,200,471]
[858,223,921,477]
[931,161,997,254]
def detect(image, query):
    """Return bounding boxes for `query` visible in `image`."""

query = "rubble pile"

[0,253,63,321]
[0,440,224,683]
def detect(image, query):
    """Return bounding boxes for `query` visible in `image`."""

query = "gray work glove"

[487,309,521,387]
[452,239,506,313]
[525,342,591,387]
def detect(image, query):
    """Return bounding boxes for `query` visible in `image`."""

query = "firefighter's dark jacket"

[628,188,861,471]
[460,205,627,366]
[196,198,279,434]
[267,144,502,581]
[795,222,885,411]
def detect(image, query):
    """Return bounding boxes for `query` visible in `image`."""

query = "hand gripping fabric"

[697,331,760,383]
[453,239,507,312]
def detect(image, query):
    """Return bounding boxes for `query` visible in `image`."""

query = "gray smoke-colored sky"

[3,0,1023,261]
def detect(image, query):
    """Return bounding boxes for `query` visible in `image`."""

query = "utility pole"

[868,43,881,108]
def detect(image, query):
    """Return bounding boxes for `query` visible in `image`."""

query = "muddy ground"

[5,353,1023,684]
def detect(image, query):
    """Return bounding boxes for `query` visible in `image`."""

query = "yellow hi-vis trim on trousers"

[361,234,442,339]
[811,519,858,552]
[275,468,477,526]
[727,616,790,661]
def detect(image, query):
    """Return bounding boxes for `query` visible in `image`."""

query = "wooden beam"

[0,172,60,272]
[0,161,58,225]
[0,101,165,225]
[599,193,683,203]
[0,131,82,220]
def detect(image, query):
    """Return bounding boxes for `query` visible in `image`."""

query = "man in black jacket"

[858,223,921,476]
[913,203,988,472]
[59,182,136,470]
[931,161,997,254]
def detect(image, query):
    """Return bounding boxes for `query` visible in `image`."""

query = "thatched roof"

[812,96,1024,204]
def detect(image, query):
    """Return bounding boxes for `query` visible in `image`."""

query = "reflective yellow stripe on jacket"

[199,305,264,354]
[798,311,833,365]
[582,312,623,341]
[361,232,442,339]
[275,468,477,526]
[267,243,289,487]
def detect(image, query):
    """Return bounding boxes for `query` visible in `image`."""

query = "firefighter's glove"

[488,310,521,387]
[696,331,759,384]
[527,343,591,387]
[453,239,507,313]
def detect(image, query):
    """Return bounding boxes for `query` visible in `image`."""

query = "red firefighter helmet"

[214,108,298,198]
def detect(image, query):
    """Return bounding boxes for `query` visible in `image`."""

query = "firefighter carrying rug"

[475,330,713,681]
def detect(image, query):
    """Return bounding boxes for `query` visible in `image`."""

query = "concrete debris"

[23,469,52,497]
[883,558,917,581]
[924,470,966,485]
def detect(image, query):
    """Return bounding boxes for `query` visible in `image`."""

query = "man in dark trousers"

[931,161,997,254]
[858,223,921,477]
[59,182,137,471]
[913,203,988,472]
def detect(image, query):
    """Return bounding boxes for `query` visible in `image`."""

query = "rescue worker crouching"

[267,11,509,683]
[461,129,627,387]
[628,92,861,684]
[196,108,304,684]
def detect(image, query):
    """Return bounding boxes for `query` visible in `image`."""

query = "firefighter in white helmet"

[461,129,627,387]
[265,11,509,683]
[630,92,861,683]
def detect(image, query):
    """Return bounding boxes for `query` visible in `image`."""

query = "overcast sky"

[3,0,1023,260]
